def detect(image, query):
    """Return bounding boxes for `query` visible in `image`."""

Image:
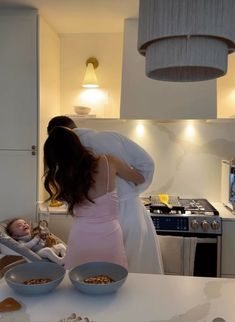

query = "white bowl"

[69,261,128,295]
[74,106,91,115]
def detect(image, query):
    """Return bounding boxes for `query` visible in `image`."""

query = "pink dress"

[64,157,128,270]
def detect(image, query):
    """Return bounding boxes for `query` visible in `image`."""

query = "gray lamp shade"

[138,0,235,82]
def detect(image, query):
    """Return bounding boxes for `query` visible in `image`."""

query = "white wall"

[73,118,235,201]
[39,16,60,200]
[60,33,123,118]
[217,52,235,118]
[120,19,217,119]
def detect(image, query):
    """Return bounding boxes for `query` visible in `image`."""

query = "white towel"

[183,236,197,276]
[159,235,197,276]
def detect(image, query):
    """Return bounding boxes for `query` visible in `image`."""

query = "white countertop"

[211,202,235,220]
[0,272,234,322]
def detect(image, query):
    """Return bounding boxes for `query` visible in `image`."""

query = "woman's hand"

[108,155,145,185]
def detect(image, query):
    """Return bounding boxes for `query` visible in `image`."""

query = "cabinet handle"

[31,145,37,156]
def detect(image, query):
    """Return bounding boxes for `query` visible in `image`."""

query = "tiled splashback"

[75,118,235,201]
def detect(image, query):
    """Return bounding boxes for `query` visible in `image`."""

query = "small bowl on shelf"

[4,262,65,295]
[69,261,128,295]
[74,106,91,116]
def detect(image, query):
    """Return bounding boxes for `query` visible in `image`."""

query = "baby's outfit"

[15,234,66,265]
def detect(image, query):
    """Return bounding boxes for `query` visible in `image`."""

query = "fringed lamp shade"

[138,0,235,82]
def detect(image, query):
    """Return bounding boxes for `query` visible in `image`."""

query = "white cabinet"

[37,204,72,243]
[0,9,38,220]
[221,219,235,277]
[47,214,73,243]
[120,19,217,119]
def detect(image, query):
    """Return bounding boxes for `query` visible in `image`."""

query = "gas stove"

[148,196,221,235]
[149,196,219,215]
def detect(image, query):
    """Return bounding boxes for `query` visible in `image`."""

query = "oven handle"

[196,237,217,244]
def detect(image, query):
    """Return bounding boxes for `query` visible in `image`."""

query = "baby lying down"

[6,218,66,265]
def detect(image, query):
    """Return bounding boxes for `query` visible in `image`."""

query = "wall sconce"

[75,56,108,117]
[82,57,99,88]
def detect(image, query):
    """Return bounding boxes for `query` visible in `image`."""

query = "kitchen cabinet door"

[37,204,72,243]
[0,9,38,149]
[0,150,37,220]
[0,9,38,220]
[221,219,235,277]
[47,214,73,243]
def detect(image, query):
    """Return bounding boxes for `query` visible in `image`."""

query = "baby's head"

[6,218,31,238]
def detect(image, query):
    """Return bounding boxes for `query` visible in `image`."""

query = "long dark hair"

[47,116,76,134]
[43,127,98,212]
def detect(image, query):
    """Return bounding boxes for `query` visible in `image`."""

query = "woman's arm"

[108,155,145,185]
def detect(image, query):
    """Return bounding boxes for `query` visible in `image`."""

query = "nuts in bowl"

[83,274,114,284]
[69,261,128,294]
[4,262,65,295]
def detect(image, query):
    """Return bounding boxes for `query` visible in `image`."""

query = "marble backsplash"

[74,118,235,202]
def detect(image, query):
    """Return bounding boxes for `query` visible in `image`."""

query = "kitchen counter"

[39,201,235,242]
[211,202,235,220]
[0,272,234,322]
[39,201,235,219]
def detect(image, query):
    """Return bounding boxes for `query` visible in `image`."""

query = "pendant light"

[138,0,235,82]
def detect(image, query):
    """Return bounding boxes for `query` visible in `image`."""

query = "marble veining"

[203,280,231,300]
[150,302,210,322]
[78,119,235,200]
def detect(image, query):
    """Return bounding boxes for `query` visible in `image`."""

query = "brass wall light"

[82,57,99,88]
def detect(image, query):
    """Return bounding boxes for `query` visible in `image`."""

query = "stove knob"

[201,220,210,231]
[211,220,220,230]
[191,219,199,230]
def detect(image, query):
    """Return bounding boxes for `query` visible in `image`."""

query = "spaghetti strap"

[103,155,109,192]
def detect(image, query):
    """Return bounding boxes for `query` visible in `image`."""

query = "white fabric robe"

[74,128,164,274]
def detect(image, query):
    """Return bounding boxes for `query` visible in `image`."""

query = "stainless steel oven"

[148,197,222,277]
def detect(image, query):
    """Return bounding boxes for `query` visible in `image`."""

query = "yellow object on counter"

[49,199,64,207]
[159,194,172,208]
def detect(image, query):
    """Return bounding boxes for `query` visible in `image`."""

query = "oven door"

[158,232,221,277]
[194,236,221,277]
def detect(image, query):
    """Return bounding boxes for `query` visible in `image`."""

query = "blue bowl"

[69,261,128,295]
[4,261,65,295]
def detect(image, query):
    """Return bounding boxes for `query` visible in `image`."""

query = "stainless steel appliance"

[148,196,222,277]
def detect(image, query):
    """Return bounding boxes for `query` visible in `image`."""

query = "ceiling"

[0,0,139,33]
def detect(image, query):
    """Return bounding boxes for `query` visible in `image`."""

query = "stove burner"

[150,197,219,216]
[150,195,184,214]
[180,198,219,216]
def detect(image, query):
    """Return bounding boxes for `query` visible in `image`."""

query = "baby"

[6,218,66,265]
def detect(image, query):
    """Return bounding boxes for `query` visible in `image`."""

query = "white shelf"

[68,114,97,118]
[67,114,120,120]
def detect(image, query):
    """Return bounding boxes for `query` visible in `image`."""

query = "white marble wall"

[75,118,235,201]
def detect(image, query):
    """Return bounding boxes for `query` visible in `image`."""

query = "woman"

[43,127,145,270]
[47,116,164,274]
